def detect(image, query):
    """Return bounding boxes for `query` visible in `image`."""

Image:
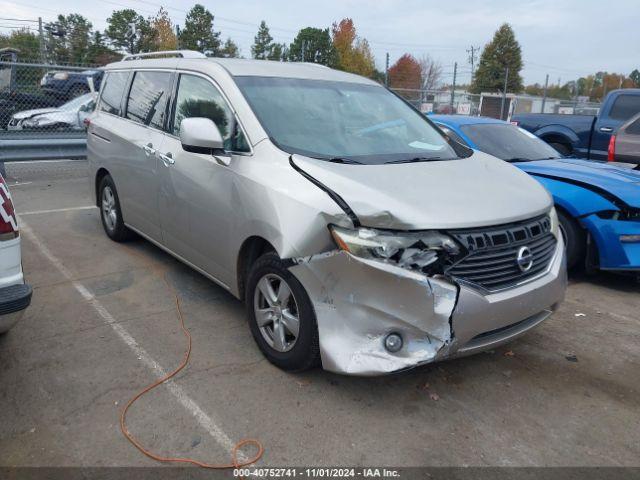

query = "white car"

[7,93,96,131]
[0,174,31,334]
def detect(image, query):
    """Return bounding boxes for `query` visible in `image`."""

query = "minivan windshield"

[235,76,464,164]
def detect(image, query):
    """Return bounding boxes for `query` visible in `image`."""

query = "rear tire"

[245,253,320,372]
[98,175,133,242]
[557,209,585,270]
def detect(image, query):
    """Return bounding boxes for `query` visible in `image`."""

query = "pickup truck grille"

[446,215,557,292]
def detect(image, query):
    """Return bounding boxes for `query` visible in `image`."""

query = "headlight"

[329,225,460,274]
[549,207,560,238]
[53,72,69,80]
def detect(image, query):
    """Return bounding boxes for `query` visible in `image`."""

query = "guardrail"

[0,136,86,162]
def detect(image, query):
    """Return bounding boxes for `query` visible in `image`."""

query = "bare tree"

[419,55,443,91]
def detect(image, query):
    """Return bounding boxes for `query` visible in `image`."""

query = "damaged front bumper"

[289,237,566,376]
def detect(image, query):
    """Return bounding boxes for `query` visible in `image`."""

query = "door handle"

[158,152,175,166]
[599,126,613,133]
[142,142,155,156]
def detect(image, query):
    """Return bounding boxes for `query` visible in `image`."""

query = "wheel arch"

[236,236,277,301]
[95,167,110,207]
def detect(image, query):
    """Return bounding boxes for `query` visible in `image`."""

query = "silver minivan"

[87,51,567,376]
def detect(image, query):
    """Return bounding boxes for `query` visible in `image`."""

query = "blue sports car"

[430,114,640,273]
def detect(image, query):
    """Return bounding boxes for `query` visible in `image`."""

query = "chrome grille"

[446,216,557,292]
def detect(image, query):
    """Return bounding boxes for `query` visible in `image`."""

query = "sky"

[1,0,638,85]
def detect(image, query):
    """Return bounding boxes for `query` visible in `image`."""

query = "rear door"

[157,72,251,285]
[592,93,640,160]
[116,70,174,241]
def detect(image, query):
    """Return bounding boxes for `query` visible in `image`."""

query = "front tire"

[245,253,320,372]
[558,209,585,270]
[98,175,133,242]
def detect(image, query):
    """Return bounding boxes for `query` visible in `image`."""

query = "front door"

[116,70,174,241]
[158,73,251,286]
[591,94,640,160]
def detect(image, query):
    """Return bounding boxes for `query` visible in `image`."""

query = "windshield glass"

[61,93,93,111]
[235,76,464,164]
[460,123,562,161]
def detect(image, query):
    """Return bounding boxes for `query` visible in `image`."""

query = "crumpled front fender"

[288,251,458,375]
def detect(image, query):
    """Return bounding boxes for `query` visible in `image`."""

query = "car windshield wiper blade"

[385,156,443,164]
[505,157,533,162]
[327,157,363,164]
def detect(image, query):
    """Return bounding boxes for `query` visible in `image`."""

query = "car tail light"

[607,134,616,162]
[0,175,19,240]
[83,117,91,128]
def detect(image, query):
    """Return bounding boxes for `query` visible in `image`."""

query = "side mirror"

[180,117,225,153]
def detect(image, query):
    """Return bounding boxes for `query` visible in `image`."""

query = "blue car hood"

[516,159,640,208]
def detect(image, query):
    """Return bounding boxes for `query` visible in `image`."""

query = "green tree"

[331,18,375,77]
[268,43,287,61]
[219,38,240,58]
[45,14,93,63]
[251,20,273,59]
[0,29,40,61]
[471,23,523,94]
[180,4,221,55]
[106,9,153,54]
[86,31,122,65]
[289,27,337,66]
[630,69,640,87]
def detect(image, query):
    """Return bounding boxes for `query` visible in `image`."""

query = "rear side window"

[609,95,640,121]
[99,72,128,116]
[625,117,640,135]
[125,71,173,129]
[172,74,249,152]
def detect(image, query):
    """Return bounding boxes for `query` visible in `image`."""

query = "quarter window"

[99,71,128,116]
[125,71,173,129]
[609,95,640,121]
[172,74,249,152]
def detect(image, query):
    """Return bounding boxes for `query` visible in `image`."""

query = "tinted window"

[609,95,640,121]
[460,123,562,161]
[172,74,249,152]
[99,71,128,115]
[235,76,463,164]
[625,116,640,135]
[126,71,172,129]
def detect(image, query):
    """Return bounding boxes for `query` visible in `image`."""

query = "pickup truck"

[512,89,640,160]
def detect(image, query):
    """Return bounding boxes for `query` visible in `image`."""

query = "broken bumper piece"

[289,237,566,376]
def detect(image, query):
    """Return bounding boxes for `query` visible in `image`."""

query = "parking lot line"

[19,218,240,457]
[19,205,97,216]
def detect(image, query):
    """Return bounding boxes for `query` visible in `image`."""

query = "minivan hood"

[292,152,552,230]
[517,158,640,208]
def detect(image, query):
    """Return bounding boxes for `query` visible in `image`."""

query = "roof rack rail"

[122,50,207,61]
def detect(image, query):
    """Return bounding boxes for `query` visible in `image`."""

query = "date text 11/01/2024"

[233,468,401,477]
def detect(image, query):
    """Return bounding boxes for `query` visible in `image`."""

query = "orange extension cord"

[119,248,264,469]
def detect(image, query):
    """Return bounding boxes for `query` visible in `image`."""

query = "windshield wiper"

[505,157,533,163]
[326,157,363,164]
[385,156,443,164]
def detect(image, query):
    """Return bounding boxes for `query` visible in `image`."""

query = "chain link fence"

[0,58,98,161]
[390,87,601,119]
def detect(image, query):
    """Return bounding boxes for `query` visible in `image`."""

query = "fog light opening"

[384,333,403,353]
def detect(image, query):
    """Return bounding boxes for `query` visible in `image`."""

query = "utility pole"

[450,62,457,110]
[175,25,180,49]
[541,73,549,113]
[38,17,45,63]
[384,52,389,87]
[466,45,479,77]
[500,66,509,120]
